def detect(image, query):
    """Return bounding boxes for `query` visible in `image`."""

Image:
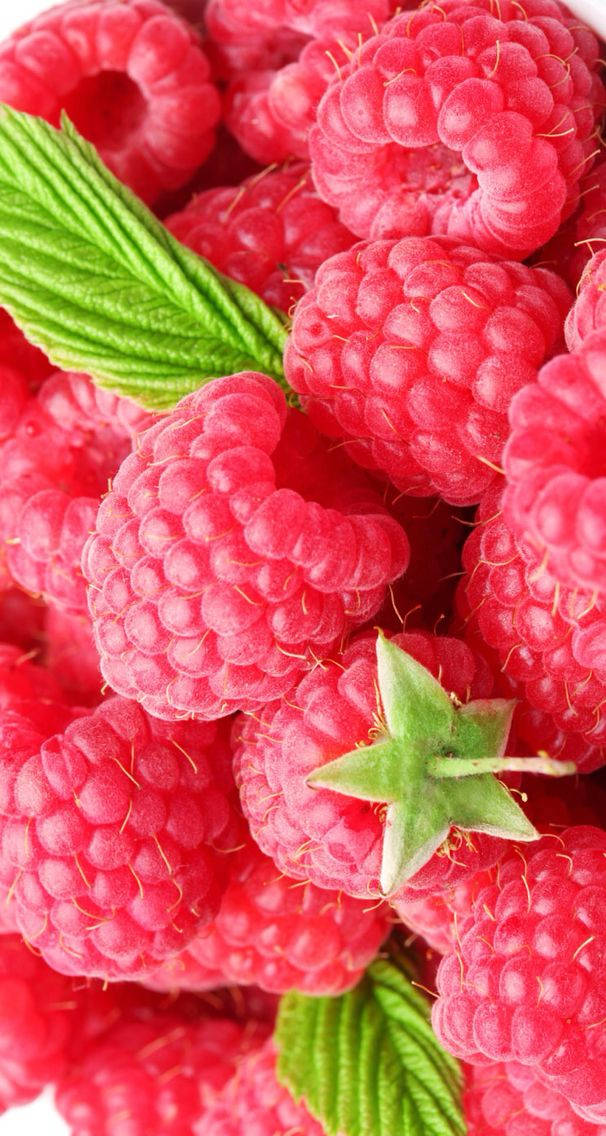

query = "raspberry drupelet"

[460,479,606,762]
[285,234,571,505]
[503,329,606,596]
[55,1012,269,1136]
[433,825,606,1127]
[565,252,606,350]
[82,372,409,722]
[308,0,603,255]
[146,835,390,996]
[234,628,550,902]
[200,1038,327,1136]
[165,163,355,313]
[0,0,221,205]
[0,696,242,980]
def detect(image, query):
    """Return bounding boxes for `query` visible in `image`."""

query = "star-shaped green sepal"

[307,634,576,896]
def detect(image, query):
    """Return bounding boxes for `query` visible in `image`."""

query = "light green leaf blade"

[307,740,408,803]
[445,775,538,842]
[450,699,515,762]
[276,955,465,1136]
[0,106,288,408]
[381,795,451,896]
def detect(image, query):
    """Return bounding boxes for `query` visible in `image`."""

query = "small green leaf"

[276,954,465,1136]
[0,107,289,408]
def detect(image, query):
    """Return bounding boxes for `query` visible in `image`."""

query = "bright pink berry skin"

[284,235,571,505]
[433,826,606,1127]
[56,1013,269,1136]
[199,1038,326,1136]
[460,480,606,765]
[503,330,606,596]
[0,371,150,613]
[44,607,102,707]
[234,629,506,901]
[147,836,389,995]
[0,696,242,980]
[83,373,409,722]
[464,1061,606,1136]
[0,0,220,205]
[165,163,354,313]
[393,869,494,957]
[308,0,602,254]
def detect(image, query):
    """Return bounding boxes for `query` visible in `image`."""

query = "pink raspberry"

[208,0,398,163]
[285,235,570,504]
[56,1012,268,1136]
[565,251,606,350]
[433,825,606,1126]
[0,371,150,612]
[165,163,354,313]
[0,932,110,1112]
[0,589,45,652]
[464,1061,606,1135]
[234,628,515,900]
[460,480,606,763]
[0,642,72,735]
[544,154,606,291]
[309,0,602,254]
[82,373,408,721]
[44,607,102,707]
[393,869,494,957]
[200,1038,326,1136]
[0,696,241,979]
[0,308,52,394]
[0,0,220,205]
[148,836,389,995]
[503,330,606,595]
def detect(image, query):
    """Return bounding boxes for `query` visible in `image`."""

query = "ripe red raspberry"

[56,1013,268,1136]
[234,628,520,900]
[0,642,72,735]
[433,825,606,1126]
[0,932,107,1112]
[565,251,606,350]
[0,0,220,205]
[285,235,570,504]
[0,309,52,394]
[0,588,45,652]
[460,480,606,763]
[464,1061,606,1135]
[0,371,150,612]
[83,373,409,721]
[0,696,241,980]
[148,837,389,995]
[503,330,606,595]
[208,0,398,163]
[309,0,602,254]
[201,1038,326,1136]
[393,869,494,956]
[165,163,354,313]
[544,155,606,291]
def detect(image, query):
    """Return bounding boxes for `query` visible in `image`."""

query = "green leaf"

[276,954,465,1136]
[0,106,289,408]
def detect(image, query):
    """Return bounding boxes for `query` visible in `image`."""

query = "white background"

[0,0,603,1130]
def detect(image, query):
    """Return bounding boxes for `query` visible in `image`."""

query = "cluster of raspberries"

[2,0,606,1134]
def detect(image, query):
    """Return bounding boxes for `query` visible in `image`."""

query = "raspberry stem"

[427,755,577,779]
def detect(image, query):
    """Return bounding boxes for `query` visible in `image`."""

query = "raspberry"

[0,308,52,393]
[460,479,606,763]
[165,163,354,313]
[0,589,45,652]
[0,696,241,979]
[309,0,602,254]
[0,642,72,736]
[285,235,570,504]
[44,607,102,707]
[393,869,494,956]
[565,251,606,350]
[234,628,519,900]
[208,0,398,163]
[503,330,606,595]
[82,373,409,721]
[0,371,150,612]
[148,836,389,995]
[548,155,606,291]
[433,825,606,1126]
[56,1012,268,1136]
[200,1038,326,1136]
[0,0,220,205]
[464,1061,606,1136]
[0,932,110,1111]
